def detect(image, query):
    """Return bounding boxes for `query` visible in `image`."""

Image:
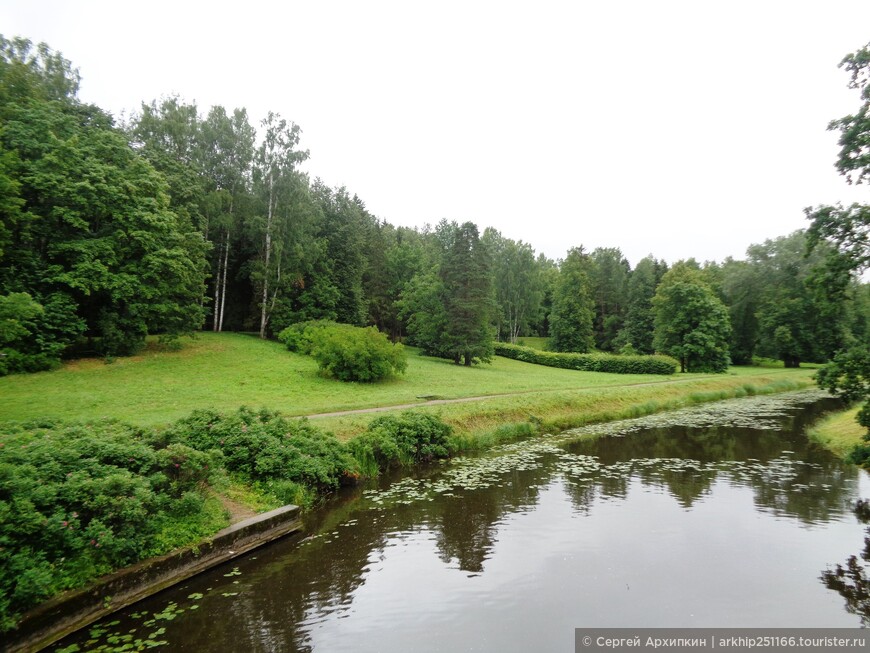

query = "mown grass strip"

[315,374,816,446]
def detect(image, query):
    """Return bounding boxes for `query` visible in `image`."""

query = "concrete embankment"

[6,505,302,653]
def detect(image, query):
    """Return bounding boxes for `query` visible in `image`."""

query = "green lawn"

[0,333,818,439]
[807,405,866,458]
[514,336,551,350]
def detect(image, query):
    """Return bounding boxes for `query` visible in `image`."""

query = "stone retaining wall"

[5,505,302,653]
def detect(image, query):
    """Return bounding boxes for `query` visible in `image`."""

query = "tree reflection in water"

[821,500,870,626]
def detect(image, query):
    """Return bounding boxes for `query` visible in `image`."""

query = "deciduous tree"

[549,247,595,353]
[652,263,731,373]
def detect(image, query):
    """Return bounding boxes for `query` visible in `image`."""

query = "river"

[53,390,870,652]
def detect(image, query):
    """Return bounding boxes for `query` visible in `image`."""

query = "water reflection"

[821,501,870,626]
[53,391,868,653]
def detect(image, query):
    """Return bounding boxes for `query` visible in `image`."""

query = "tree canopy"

[652,263,732,373]
[1,33,868,383]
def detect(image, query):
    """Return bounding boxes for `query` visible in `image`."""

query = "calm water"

[54,390,870,652]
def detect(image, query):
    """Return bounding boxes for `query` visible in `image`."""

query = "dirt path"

[216,493,258,523]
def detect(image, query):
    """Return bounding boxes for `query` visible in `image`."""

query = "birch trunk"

[259,171,274,338]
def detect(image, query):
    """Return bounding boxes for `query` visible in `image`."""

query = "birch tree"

[200,106,254,331]
[253,112,308,338]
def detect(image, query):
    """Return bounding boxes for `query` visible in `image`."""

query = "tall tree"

[440,221,494,365]
[483,228,543,343]
[128,96,205,228]
[1,98,208,356]
[717,257,762,365]
[749,231,844,366]
[549,247,595,353]
[808,41,870,435]
[652,263,732,373]
[252,112,308,338]
[312,183,370,326]
[588,247,630,351]
[617,255,666,354]
[199,105,255,331]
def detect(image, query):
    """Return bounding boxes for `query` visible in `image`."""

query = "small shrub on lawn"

[311,324,408,382]
[279,321,407,382]
[308,324,407,382]
[277,320,339,354]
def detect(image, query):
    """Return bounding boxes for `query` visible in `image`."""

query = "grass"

[807,405,867,459]
[515,336,551,350]
[0,332,818,443]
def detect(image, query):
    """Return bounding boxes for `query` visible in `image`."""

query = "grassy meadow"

[0,332,818,442]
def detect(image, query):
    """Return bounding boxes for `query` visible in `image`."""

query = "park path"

[303,375,713,420]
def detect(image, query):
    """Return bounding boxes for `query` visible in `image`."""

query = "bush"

[277,320,339,354]
[165,406,358,490]
[308,323,407,382]
[0,292,85,376]
[348,411,453,474]
[0,419,223,631]
[279,321,407,382]
[493,342,679,375]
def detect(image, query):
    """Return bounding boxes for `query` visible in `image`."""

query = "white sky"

[2,0,870,266]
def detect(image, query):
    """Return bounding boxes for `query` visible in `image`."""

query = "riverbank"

[0,332,821,645]
[315,372,817,450]
[807,404,866,459]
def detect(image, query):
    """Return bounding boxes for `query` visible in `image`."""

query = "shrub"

[308,323,407,382]
[493,342,679,375]
[0,419,223,631]
[277,320,339,354]
[166,406,358,490]
[348,411,453,474]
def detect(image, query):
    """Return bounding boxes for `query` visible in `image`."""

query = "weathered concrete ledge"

[5,504,302,653]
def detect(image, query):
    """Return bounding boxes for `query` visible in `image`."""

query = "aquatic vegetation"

[355,390,834,511]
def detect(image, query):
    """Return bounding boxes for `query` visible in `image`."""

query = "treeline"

[0,36,868,376]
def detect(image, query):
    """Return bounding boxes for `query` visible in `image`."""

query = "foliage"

[827,42,870,186]
[494,342,678,375]
[549,247,595,353]
[0,45,208,358]
[307,323,407,382]
[483,229,543,343]
[347,411,453,474]
[806,41,870,444]
[816,346,870,435]
[398,270,450,355]
[748,231,846,367]
[588,247,630,351]
[164,406,358,490]
[277,319,339,353]
[652,263,732,373]
[0,292,84,374]
[616,256,667,355]
[0,419,223,631]
[439,221,495,365]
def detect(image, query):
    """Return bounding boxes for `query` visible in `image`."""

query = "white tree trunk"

[259,172,275,338]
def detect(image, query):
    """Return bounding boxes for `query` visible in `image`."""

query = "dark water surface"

[54,390,870,652]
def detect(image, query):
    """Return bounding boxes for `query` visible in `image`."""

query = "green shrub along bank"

[347,412,453,476]
[278,321,407,382]
[0,420,226,632]
[162,406,358,505]
[0,407,453,632]
[494,342,679,375]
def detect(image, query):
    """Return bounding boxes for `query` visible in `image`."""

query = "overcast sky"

[2,0,870,266]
